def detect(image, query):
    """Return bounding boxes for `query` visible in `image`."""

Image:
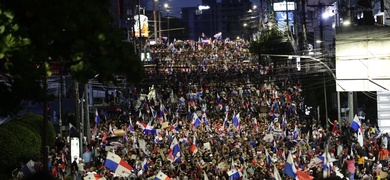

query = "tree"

[14,113,56,148]
[0,0,145,116]
[0,113,55,175]
[249,29,294,60]
[0,5,44,116]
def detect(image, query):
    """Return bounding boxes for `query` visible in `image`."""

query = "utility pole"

[74,81,82,155]
[153,0,157,42]
[158,0,161,39]
[337,91,341,132]
[307,2,333,49]
[42,66,49,172]
[301,0,308,51]
[85,84,90,145]
[59,60,63,137]
[324,73,328,128]
[138,0,142,56]
[348,92,354,122]
[167,9,170,43]
[286,0,289,32]
[81,89,84,150]
[319,2,324,49]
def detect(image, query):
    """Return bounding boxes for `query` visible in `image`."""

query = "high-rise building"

[181,0,252,40]
[181,7,199,40]
[216,0,252,39]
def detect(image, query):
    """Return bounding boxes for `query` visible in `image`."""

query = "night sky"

[146,0,260,18]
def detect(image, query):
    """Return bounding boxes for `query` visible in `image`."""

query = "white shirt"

[337,144,343,157]
[382,136,388,149]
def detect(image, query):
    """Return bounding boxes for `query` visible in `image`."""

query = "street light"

[260,54,343,130]
[164,3,170,43]
[84,74,99,145]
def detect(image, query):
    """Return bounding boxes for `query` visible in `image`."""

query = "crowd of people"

[20,36,390,180]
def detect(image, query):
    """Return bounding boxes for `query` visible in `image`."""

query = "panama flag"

[268,122,274,132]
[323,144,332,178]
[83,174,106,180]
[281,116,287,130]
[169,123,180,133]
[143,122,153,135]
[108,124,114,135]
[136,121,147,130]
[189,136,198,155]
[357,126,364,149]
[191,113,201,130]
[20,160,38,176]
[155,134,163,143]
[232,112,240,130]
[253,118,259,132]
[167,138,181,163]
[273,165,282,180]
[157,108,164,122]
[178,97,185,105]
[273,141,278,153]
[154,171,171,180]
[308,155,325,168]
[141,158,149,172]
[150,106,157,118]
[95,109,100,125]
[104,152,132,176]
[202,112,212,131]
[127,116,134,133]
[213,32,222,39]
[216,93,222,110]
[293,126,300,140]
[284,152,297,179]
[227,159,242,179]
[265,148,273,165]
[350,114,364,146]
[350,114,361,131]
[69,123,77,133]
[221,113,228,130]
[374,129,382,139]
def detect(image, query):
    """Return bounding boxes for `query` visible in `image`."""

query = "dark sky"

[146,0,260,18]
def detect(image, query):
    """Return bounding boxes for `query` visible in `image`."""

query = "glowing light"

[343,20,351,26]
[198,5,210,10]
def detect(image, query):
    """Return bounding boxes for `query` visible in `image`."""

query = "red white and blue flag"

[104,152,132,176]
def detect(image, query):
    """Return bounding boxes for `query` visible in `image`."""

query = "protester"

[18,35,390,180]
[71,156,80,180]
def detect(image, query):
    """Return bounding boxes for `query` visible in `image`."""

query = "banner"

[134,14,148,38]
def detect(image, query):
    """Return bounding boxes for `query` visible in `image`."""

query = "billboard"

[378,91,390,130]
[335,26,390,92]
[70,136,80,162]
[273,2,295,11]
[275,12,294,31]
[134,14,148,38]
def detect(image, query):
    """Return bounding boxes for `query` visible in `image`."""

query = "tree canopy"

[0,0,145,116]
[249,29,294,58]
[0,113,55,173]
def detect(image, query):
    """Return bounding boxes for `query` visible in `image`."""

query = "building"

[182,0,253,41]
[181,7,199,41]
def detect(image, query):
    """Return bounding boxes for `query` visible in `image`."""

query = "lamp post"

[164,3,170,43]
[85,74,99,145]
[153,0,157,42]
[158,0,161,39]
[260,54,343,131]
